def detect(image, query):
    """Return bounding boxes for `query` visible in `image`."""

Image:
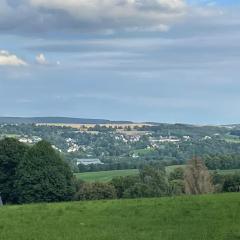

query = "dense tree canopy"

[0,138,75,204]
[15,140,75,203]
[0,138,29,204]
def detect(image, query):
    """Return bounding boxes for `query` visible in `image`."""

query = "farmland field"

[37,123,153,130]
[75,166,186,182]
[0,193,240,240]
[75,166,240,182]
[216,169,240,175]
[75,169,139,182]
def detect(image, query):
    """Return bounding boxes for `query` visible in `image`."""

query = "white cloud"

[36,53,47,65]
[0,50,27,66]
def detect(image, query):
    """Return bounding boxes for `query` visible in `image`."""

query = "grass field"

[75,169,139,182]
[75,166,240,182]
[216,169,240,175]
[0,193,240,240]
[223,135,240,143]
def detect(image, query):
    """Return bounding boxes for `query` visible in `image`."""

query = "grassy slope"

[0,193,240,240]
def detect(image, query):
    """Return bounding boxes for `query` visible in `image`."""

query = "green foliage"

[211,171,240,193]
[0,138,29,204]
[204,154,240,170]
[168,167,185,195]
[0,193,240,240]
[169,167,184,181]
[74,182,116,200]
[111,166,169,199]
[111,175,140,198]
[15,140,75,203]
[138,166,169,197]
[123,182,151,198]
[222,174,240,192]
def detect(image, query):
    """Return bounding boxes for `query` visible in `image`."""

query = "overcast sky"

[0,0,240,124]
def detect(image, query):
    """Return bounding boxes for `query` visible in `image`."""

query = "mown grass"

[0,193,240,240]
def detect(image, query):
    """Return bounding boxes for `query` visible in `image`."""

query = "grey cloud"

[0,0,224,35]
[25,29,240,72]
[0,0,187,35]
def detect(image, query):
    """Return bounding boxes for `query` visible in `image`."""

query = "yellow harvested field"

[36,123,153,130]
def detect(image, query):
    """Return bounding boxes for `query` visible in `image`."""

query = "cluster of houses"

[66,138,81,153]
[19,136,42,144]
[114,134,141,143]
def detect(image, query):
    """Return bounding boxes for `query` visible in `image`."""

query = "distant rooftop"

[76,158,103,166]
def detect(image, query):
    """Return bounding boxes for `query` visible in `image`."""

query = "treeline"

[75,159,240,201]
[75,161,240,201]
[77,162,137,173]
[76,160,173,173]
[75,153,240,174]
[230,130,240,137]
[0,138,240,205]
[204,154,240,170]
[134,124,228,138]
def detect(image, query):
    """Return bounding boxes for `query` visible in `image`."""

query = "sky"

[0,0,240,124]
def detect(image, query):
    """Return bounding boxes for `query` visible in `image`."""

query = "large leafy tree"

[15,140,74,203]
[0,138,29,204]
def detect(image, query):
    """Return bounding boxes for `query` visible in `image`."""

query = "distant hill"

[0,117,133,125]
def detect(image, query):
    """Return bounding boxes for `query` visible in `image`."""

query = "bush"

[112,166,169,199]
[111,175,140,198]
[169,180,185,196]
[75,182,117,200]
[123,183,152,198]
[222,174,240,192]
[169,167,184,181]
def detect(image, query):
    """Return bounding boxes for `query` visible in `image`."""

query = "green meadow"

[0,193,240,240]
[75,166,240,182]
[75,169,139,182]
[216,169,240,175]
[75,166,183,182]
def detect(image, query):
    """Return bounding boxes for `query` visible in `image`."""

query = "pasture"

[75,169,139,182]
[75,166,240,182]
[0,193,240,240]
